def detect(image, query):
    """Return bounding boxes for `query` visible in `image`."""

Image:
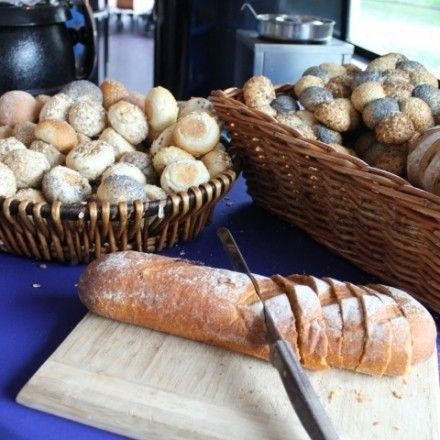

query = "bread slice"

[348,283,392,376]
[365,287,411,376]
[288,275,343,368]
[272,275,328,370]
[325,279,365,371]
[370,284,436,364]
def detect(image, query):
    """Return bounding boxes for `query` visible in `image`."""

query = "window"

[347,0,440,76]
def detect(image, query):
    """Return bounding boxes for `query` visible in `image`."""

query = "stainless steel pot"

[241,3,335,43]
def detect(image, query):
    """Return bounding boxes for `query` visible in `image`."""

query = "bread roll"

[243,75,276,108]
[108,100,149,144]
[145,86,179,132]
[0,137,26,160]
[179,97,216,120]
[201,148,232,177]
[144,184,167,201]
[34,120,78,153]
[124,90,146,110]
[3,149,50,189]
[102,162,146,185]
[97,175,147,204]
[99,127,135,160]
[0,91,38,125]
[0,162,17,198]
[39,93,73,121]
[66,140,115,181]
[160,160,210,193]
[173,112,220,156]
[43,165,92,204]
[351,82,386,112]
[0,125,12,139]
[100,79,129,109]
[294,75,325,98]
[61,80,103,104]
[68,100,106,137]
[152,146,195,174]
[78,252,436,375]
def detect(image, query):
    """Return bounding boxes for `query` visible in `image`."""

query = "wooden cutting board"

[17,313,440,440]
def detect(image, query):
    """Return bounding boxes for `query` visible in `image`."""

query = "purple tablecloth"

[1,176,439,440]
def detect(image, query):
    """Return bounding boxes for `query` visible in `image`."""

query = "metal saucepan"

[241,3,335,43]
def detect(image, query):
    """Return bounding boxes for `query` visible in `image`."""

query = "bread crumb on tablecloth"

[392,390,403,399]
[328,390,336,402]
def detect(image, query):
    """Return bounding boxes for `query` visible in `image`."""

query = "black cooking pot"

[0,1,96,95]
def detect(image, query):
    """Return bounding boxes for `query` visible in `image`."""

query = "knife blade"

[216,227,340,440]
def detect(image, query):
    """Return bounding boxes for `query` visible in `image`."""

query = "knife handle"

[270,340,340,440]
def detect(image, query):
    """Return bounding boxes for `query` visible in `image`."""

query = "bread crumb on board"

[328,390,336,402]
[392,390,403,399]
[352,389,369,403]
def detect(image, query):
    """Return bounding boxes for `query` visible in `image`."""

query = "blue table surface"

[1,176,439,440]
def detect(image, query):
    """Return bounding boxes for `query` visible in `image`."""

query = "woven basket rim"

[211,84,440,208]
[0,168,238,222]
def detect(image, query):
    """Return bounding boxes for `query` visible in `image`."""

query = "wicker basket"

[0,169,237,264]
[211,84,440,312]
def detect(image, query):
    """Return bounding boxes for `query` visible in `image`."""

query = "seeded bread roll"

[34,120,78,153]
[39,93,73,121]
[145,86,179,132]
[108,100,149,144]
[383,79,414,101]
[294,75,325,98]
[362,97,400,129]
[160,160,210,193]
[375,113,416,145]
[150,124,176,156]
[43,165,92,204]
[179,97,216,120]
[173,112,220,156]
[201,148,233,177]
[299,87,333,111]
[12,121,36,146]
[102,162,146,185]
[295,110,317,126]
[320,62,347,79]
[78,251,436,376]
[100,79,129,109]
[0,162,17,198]
[243,75,276,108]
[313,124,343,145]
[99,127,135,159]
[275,112,317,140]
[144,184,167,201]
[13,188,46,203]
[0,125,12,139]
[66,140,115,181]
[0,91,38,125]
[97,175,147,204]
[3,149,50,189]
[0,137,26,160]
[29,140,65,167]
[77,132,91,145]
[400,97,435,132]
[61,80,103,104]
[314,98,360,132]
[119,151,156,183]
[153,146,195,174]
[325,75,353,99]
[303,65,329,82]
[351,82,386,112]
[367,53,406,72]
[362,142,408,176]
[68,100,106,138]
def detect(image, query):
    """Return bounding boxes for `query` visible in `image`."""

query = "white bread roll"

[119,150,156,184]
[43,165,92,204]
[13,188,46,203]
[150,123,176,156]
[108,100,149,144]
[30,140,65,167]
[152,146,195,174]
[173,111,220,156]
[144,86,179,132]
[0,125,12,139]
[160,160,210,193]
[100,79,129,109]
[3,149,50,189]
[68,100,106,137]
[12,121,36,145]
[0,137,26,160]
[39,93,73,121]
[34,120,78,153]
[66,140,115,181]
[201,148,232,177]
[99,127,135,159]
[178,97,216,119]
[144,184,167,201]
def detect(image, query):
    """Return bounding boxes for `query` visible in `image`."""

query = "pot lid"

[0,2,71,26]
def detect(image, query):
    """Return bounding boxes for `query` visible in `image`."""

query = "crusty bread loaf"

[78,251,436,377]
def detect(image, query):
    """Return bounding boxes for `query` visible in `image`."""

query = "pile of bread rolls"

[242,53,440,182]
[0,80,232,204]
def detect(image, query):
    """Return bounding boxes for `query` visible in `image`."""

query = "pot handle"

[241,3,258,19]
[70,0,97,80]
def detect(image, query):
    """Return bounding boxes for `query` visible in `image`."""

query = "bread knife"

[216,227,340,440]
